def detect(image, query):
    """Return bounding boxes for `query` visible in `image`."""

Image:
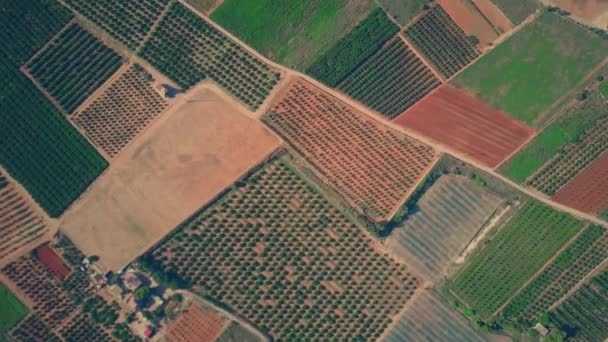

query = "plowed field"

[394,85,534,168]
[166,304,228,342]
[553,151,608,214]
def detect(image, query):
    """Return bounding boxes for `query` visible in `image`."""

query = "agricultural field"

[550,268,608,341]
[453,11,608,126]
[338,37,441,119]
[0,171,48,262]
[211,0,374,69]
[404,4,480,79]
[502,225,608,325]
[184,0,224,15]
[64,0,171,51]
[383,290,487,342]
[61,86,280,271]
[376,0,425,26]
[35,245,71,281]
[470,0,513,34]
[139,2,280,110]
[25,22,124,114]
[147,155,419,340]
[394,84,534,168]
[386,175,503,282]
[437,0,499,48]
[0,284,28,339]
[217,323,262,342]
[547,0,608,27]
[73,64,169,158]
[306,8,398,87]
[449,201,584,319]
[490,0,540,24]
[263,78,437,223]
[166,304,229,342]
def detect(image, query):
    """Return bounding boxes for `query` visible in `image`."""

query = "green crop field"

[449,201,584,319]
[0,284,28,338]
[490,0,539,25]
[453,11,608,127]
[376,0,426,26]
[211,0,374,70]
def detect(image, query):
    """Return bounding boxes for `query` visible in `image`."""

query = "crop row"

[339,37,441,119]
[405,4,480,78]
[148,156,417,340]
[26,23,124,114]
[64,0,171,51]
[139,3,280,110]
[449,201,584,318]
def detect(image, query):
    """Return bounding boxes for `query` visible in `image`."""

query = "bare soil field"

[471,0,514,33]
[60,85,280,271]
[394,85,535,168]
[166,304,229,342]
[437,0,498,47]
[553,151,608,215]
[548,0,608,23]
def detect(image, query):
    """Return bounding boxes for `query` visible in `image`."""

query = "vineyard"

[394,84,534,168]
[148,156,418,340]
[386,175,503,282]
[64,0,171,51]
[263,79,436,222]
[449,201,584,319]
[0,171,48,261]
[551,268,608,341]
[73,64,168,158]
[338,37,441,119]
[166,304,228,342]
[305,8,398,87]
[502,225,608,325]
[25,22,124,114]
[139,2,280,110]
[404,4,480,79]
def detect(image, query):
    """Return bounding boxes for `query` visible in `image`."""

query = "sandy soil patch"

[60,85,280,271]
[437,0,498,47]
[549,0,608,23]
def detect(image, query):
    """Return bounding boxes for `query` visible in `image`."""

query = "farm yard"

[73,64,169,158]
[24,22,124,114]
[61,86,280,271]
[386,175,503,282]
[437,0,499,48]
[448,201,584,319]
[263,78,437,223]
[338,37,441,119]
[394,84,535,168]
[383,290,487,342]
[166,304,229,342]
[211,0,374,69]
[147,155,419,341]
[489,0,540,24]
[404,4,480,79]
[139,2,281,110]
[0,284,28,339]
[453,11,608,126]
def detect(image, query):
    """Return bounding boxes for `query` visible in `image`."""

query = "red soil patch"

[166,304,228,342]
[34,244,70,281]
[470,0,514,33]
[394,84,535,168]
[553,151,608,214]
[437,0,498,47]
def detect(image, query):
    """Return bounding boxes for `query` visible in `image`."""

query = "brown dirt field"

[549,0,608,21]
[393,84,535,168]
[470,0,514,33]
[437,0,498,47]
[60,85,280,271]
[553,151,608,214]
[166,304,228,342]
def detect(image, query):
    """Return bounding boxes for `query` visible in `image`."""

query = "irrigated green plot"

[210,0,374,70]
[452,11,608,127]
[0,284,28,338]
[449,201,584,319]
[376,0,426,26]
[490,0,539,25]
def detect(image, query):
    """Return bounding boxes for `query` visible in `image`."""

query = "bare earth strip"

[60,85,280,271]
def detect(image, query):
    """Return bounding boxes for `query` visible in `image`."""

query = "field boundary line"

[372,0,401,27]
[136,0,175,54]
[397,32,446,82]
[19,66,69,116]
[548,255,608,311]
[552,149,608,197]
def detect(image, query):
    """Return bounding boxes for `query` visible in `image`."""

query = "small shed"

[534,323,550,336]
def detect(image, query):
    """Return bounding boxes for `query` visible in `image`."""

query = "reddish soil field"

[166,305,228,342]
[437,0,498,47]
[34,244,70,281]
[553,151,608,214]
[470,0,514,33]
[394,84,535,168]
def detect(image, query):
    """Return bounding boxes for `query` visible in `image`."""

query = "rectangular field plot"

[166,304,229,342]
[0,284,28,337]
[490,0,539,25]
[25,22,124,114]
[394,84,534,168]
[338,37,441,119]
[139,2,280,110]
[148,156,419,341]
[263,78,437,222]
[453,12,608,126]
[61,86,280,271]
[405,4,480,79]
[73,64,168,158]
[449,201,584,319]
[386,175,503,282]
[64,0,171,50]
[437,0,499,48]
[383,290,487,342]
[503,225,608,324]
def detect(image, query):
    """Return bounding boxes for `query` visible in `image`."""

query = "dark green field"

[0,284,28,339]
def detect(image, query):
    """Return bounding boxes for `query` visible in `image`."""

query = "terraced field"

[386,175,502,282]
